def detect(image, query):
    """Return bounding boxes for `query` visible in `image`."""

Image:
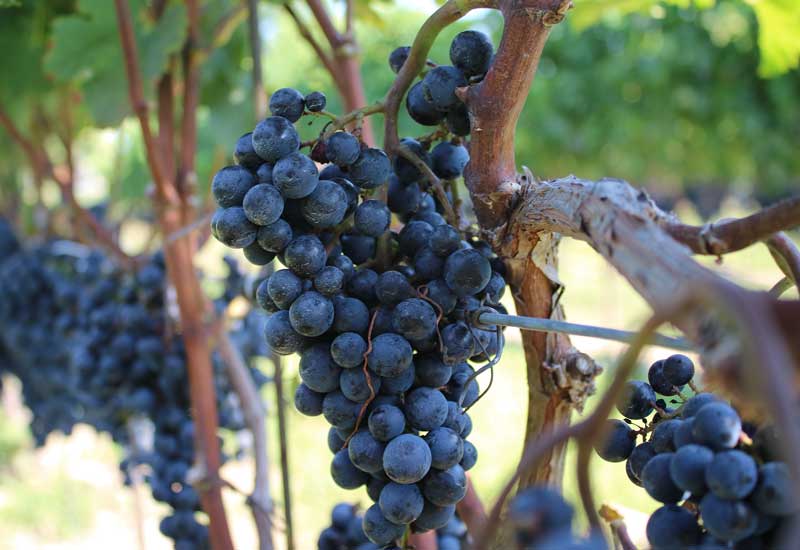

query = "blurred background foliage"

[0,0,798,237]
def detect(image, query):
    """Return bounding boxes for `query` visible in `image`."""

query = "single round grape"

[212,165,256,208]
[379,482,424,525]
[363,503,405,545]
[641,453,684,503]
[322,390,361,431]
[273,152,319,199]
[330,332,367,368]
[269,87,305,122]
[299,343,341,393]
[405,387,448,431]
[256,162,274,184]
[753,462,797,516]
[663,354,695,386]
[264,310,307,355]
[508,486,574,540]
[392,298,438,341]
[341,233,376,265]
[234,132,262,171]
[431,141,469,179]
[412,500,455,532]
[383,434,432,484]
[616,380,657,419]
[460,440,477,471]
[242,183,284,226]
[444,248,491,297]
[399,220,434,257]
[252,116,300,162]
[289,291,334,337]
[430,225,462,258]
[256,219,292,252]
[340,367,381,402]
[627,441,657,481]
[425,279,458,316]
[594,419,635,462]
[699,493,758,542]
[421,66,466,112]
[213,207,258,248]
[347,269,379,304]
[648,359,680,395]
[304,91,326,112]
[267,269,302,309]
[284,234,326,277]
[332,295,369,334]
[389,46,411,73]
[379,366,416,396]
[367,333,413,378]
[301,179,348,228]
[375,271,416,306]
[651,419,681,453]
[705,450,758,500]
[424,427,464,470]
[349,148,391,189]
[646,504,703,550]
[242,242,275,266]
[368,404,406,442]
[413,247,445,280]
[415,354,453,387]
[672,417,696,448]
[388,177,422,215]
[294,383,324,416]
[670,443,713,495]
[406,81,444,126]
[421,464,467,506]
[354,200,391,237]
[325,132,361,167]
[692,402,741,451]
[331,449,369,490]
[449,30,494,78]
[348,430,386,474]
[309,267,342,299]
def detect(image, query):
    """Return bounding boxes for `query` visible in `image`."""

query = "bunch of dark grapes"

[318,502,470,550]
[507,486,606,549]
[0,221,268,549]
[595,354,798,548]
[210,30,506,546]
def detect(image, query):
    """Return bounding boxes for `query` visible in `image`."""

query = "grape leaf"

[45,0,187,127]
[748,0,800,77]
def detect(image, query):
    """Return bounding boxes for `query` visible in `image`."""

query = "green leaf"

[748,0,800,77]
[45,0,187,127]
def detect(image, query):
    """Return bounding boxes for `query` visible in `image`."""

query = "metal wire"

[476,311,695,352]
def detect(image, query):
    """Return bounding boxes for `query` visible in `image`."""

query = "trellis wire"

[476,311,695,352]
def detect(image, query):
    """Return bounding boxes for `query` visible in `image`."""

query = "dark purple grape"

[269,87,305,122]
[252,116,300,162]
[594,419,635,462]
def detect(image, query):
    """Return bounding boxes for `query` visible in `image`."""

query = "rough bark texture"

[463,1,586,498]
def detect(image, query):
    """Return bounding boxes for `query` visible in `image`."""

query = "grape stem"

[396,143,458,227]
[321,100,386,138]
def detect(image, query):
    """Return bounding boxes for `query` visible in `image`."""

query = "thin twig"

[0,103,135,266]
[665,196,800,255]
[272,354,295,550]
[247,0,267,119]
[766,232,800,287]
[284,4,343,91]
[178,0,201,212]
[396,143,457,226]
[217,329,275,550]
[321,100,385,138]
[305,0,343,49]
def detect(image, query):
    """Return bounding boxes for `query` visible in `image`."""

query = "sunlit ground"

[0,199,796,549]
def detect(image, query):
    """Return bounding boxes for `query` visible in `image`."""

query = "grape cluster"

[0,222,269,549]
[210,30,506,546]
[508,486,606,549]
[318,502,470,550]
[595,354,798,548]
